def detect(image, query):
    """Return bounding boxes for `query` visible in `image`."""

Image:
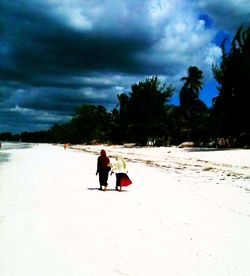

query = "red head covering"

[99,149,110,168]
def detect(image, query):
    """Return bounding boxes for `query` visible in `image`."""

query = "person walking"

[96,149,111,191]
[111,155,132,192]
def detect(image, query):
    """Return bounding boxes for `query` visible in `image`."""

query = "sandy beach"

[0,144,250,276]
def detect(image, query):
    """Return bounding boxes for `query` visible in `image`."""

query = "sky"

[0,0,250,133]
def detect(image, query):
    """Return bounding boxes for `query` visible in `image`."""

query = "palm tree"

[179,66,207,142]
[180,66,203,105]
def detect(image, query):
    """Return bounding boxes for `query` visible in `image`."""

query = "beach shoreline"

[70,144,250,181]
[0,143,250,275]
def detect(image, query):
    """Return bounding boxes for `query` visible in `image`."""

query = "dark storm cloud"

[17,88,117,112]
[1,0,250,133]
[197,0,250,32]
[0,107,68,133]
[0,0,154,85]
[0,0,156,132]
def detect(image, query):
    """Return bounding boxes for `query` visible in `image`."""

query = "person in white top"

[111,155,132,192]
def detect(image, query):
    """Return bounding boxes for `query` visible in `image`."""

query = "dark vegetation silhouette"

[1,25,250,148]
[179,66,209,143]
[212,25,250,146]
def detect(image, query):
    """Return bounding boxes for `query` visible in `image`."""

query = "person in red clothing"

[96,149,111,191]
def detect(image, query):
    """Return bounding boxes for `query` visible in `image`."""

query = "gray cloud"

[197,0,250,32]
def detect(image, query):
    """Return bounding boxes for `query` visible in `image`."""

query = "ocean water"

[0,142,32,164]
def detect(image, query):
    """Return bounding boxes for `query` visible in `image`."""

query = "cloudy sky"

[0,0,250,133]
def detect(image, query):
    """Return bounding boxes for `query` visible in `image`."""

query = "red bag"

[120,174,132,186]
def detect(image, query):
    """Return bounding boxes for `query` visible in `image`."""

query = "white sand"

[0,144,250,276]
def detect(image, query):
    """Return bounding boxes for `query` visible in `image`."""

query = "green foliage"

[117,76,174,145]
[180,66,203,107]
[179,66,209,142]
[0,74,209,146]
[71,104,110,143]
[212,25,250,140]
[107,108,123,144]
[0,132,20,141]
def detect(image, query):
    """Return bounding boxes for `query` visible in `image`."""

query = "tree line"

[1,26,250,147]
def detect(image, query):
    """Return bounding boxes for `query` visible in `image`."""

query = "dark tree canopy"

[180,66,203,107]
[71,104,110,143]
[212,25,250,139]
[179,66,208,142]
[117,76,174,145]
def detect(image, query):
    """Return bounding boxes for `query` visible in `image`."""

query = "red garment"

[98,150,110,169]
[120,174,132,186]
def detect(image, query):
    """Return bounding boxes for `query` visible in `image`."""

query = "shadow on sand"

[87,187,127,192]
[0,152,10,164]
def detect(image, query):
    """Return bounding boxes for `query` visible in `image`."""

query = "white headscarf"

[111,155,127,173]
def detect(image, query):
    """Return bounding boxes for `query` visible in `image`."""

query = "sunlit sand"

[0,144,250,276]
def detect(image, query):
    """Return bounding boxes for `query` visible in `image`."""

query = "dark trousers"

[99,168,110,188]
